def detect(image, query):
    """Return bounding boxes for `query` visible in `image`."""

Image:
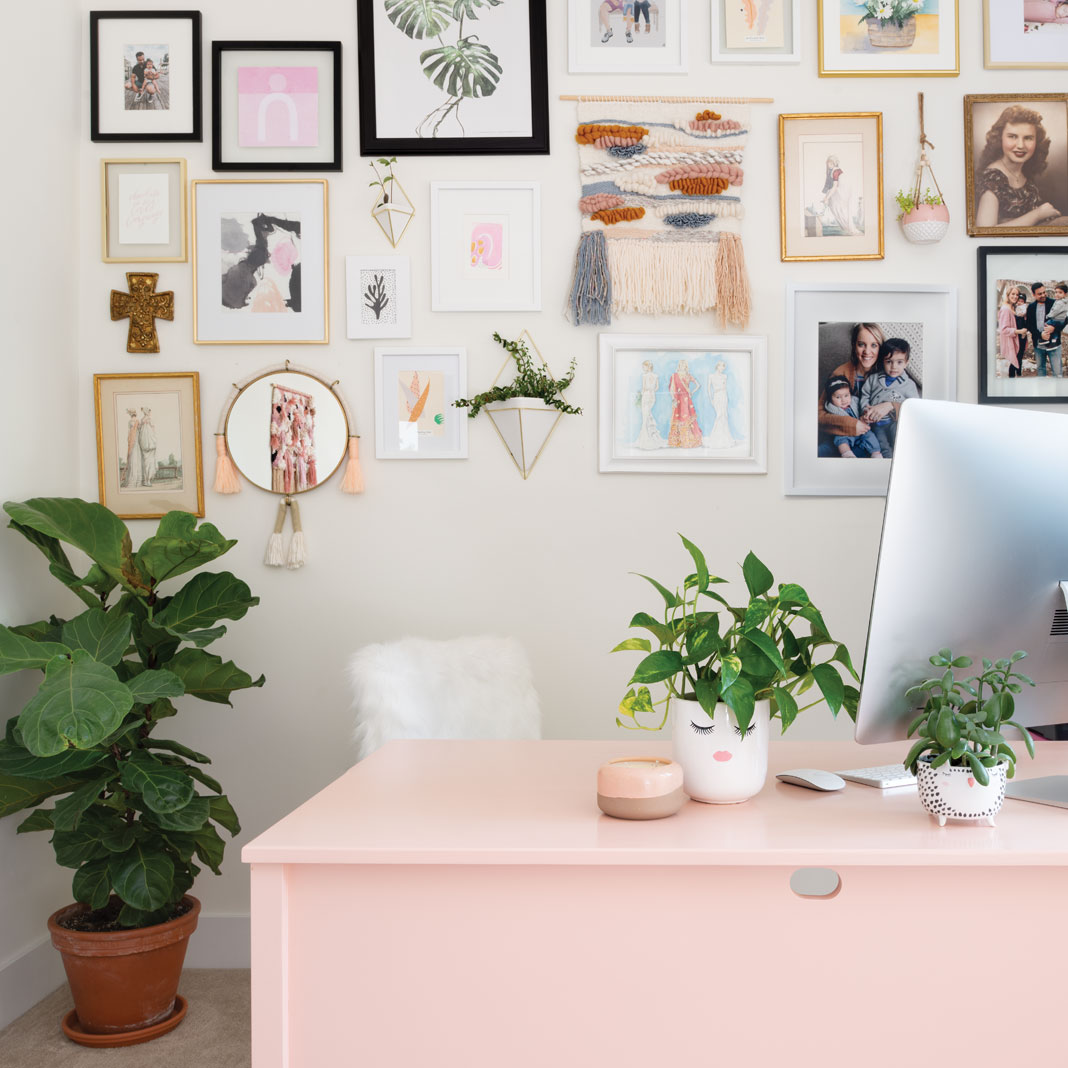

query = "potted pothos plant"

[613,535,858,804]
[893,186,949,244]
[903,648,1035,826]
[0,498,263,1045]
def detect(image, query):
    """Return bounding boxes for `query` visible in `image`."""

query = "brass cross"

[110,272,174,354]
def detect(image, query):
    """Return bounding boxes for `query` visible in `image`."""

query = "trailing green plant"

[613,535,858,734]
[903,648,1035,785]
[0,499,264,928]
[893,186,944,219]
[368,156,397,207]
[453,332,582,419]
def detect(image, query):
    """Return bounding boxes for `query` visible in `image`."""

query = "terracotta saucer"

[61,995,188,1048]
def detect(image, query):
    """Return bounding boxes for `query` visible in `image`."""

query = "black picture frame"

[978,245,1068,406]
[357,3,549,157]
[211,41,343,172]
[90,10,203,142]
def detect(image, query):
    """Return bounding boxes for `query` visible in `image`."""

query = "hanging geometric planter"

[484,398,563,480]
[368,158,415,248]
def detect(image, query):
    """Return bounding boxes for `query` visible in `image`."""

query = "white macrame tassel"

[264,499,288,567]
[286,498,306,570]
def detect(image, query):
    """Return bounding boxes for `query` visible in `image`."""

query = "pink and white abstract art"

[238,66,319,147]
[469,222,504,270]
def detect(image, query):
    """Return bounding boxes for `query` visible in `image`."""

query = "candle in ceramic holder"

[597,757,687,820]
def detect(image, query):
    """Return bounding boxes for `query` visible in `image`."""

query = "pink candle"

[596,757,687,820]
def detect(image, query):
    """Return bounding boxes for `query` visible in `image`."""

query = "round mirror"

[225,371,349,494]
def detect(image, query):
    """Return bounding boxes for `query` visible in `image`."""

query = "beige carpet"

[0,970,250,1068]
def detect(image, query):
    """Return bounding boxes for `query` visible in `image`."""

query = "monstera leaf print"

[451,0,503,18]
[419,36,502,99]
[384,0,454,39]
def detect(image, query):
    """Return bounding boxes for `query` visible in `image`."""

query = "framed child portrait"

[984,0,1068,69]
[568,0,688,74]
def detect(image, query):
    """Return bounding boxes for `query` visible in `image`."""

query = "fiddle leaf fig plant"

[0,499,264,929]
[613,535,859,734]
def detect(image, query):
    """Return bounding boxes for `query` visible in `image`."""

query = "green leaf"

[126,670,185,705]
[1005,721,1036,759]
[120,751,195,814]
[7,521,100,608]
[60,609,131,668]
[934,706,961,749]
[72,858,113,910]
[191,824,226,874]
[983,691,1013,727]
[627,612,676,646]
[842,684,859,723]
[133,512,236,587]
[154,572,259,639]
[719,654,742,692]
[145,738,211,765]
[772,686,799,731]
[54,825,111,869]
[208,795,241,836]
[811,664,845,717]
[964,751,990,787]
[741,630,786,675]
[167,648,264,705]
[617,686,654,723]
[776,583,810,607]
[930,751,951,769]
[629,650,684,685]
[833,643,858,680]
[11,618,66,645]
[52,773,115,832]
[743,600,772,631]
[452,0,502,18]
[720,677,755,732]
[798,604,829,638]
[1,770,92,819]
[16,808,54,833]
[152,795,210,832]
[694,677,719,719]
[903,740,935,774]
[678,535,709,592]
[0,741,109,779]
[631,574,680,610]
[384,0,454,38]
[178,627,228,648]
[0,624,70,676]
[98,818,137,853]
[741,551,774,598]
[420,37,502,99]
[182,764,223,795]
[109,843,174,911]
[611,638,652,653]
[685,624,720,664]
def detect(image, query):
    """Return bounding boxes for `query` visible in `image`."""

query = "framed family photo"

[346,255,412,339]
[357,0,549,156]
[94,372,203,519]
[984,0,1068,69]
[101,158,186,262]
[710,0,800,63]
[978,245,1068,405]
[779,112,884,262]
[964,94,1068,237]
[817,0,959,77]
[211,41,342,171]
[90,10,202,141]
[568,0,687,73]
[191,179,328,344]
[598,333,767,474]
[785,283,957,497]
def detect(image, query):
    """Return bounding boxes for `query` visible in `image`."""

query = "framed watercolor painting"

[817,0,959,77]
[598,333,767,474]
[964,94,1068,238]
[977,245,1068,405]
[211,41,342,171]
[984,0,1068,69]
[430,182,541,312]
[90,10,202,141]
[94,372,203,518]
[346,255,412,339]
[779,112,884,262]
[357,0,549,156]
[785,283,957,497]
[374,347,468,460]
[710,0,801,63]
[567,0,687,73]
[191,179,328,344]
[101,158,186,262]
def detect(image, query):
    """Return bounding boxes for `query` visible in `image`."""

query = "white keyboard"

[835,764,918,789]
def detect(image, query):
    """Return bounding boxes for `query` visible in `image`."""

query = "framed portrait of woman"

[965,94,1068,237]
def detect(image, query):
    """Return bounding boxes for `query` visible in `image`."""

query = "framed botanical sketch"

[710,0,801,63]
[374,348,468,460]
[90,10,202,141]
[978,245,1068,405]
[357,0,549,156]
[817,0,959,77]
[785,283,957,497]
[346,255,411,339]
[430,182,541,312]
[94,372,203,518]
[211,41,342,171]
[598,333,767,474]
[191,179,328,344]
[779,112,884,262]
[964,94,1068,237]
[984,0,1068,69]
[568,0,687,73]
[102,158,187,262]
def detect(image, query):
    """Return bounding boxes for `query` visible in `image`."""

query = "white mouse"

[775,768,846,792]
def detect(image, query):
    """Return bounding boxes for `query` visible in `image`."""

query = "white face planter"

[671,698,771,804]
[916,757,1009,827]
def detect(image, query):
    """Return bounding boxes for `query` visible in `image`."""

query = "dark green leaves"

[72,858,112,910]
[133,512,235,587]
[154,572,259,640]
[0,625,70,675]
[629,650,684,685]
[120,751,195,814]
[741,551,773,598]
[61,609,131,667]
[631,574,680,610]
[811,664,845,718]
[679,534,708,592]
[420,38,502,100]
[109,843,174,911]
[126,670,185,705]
[167,649,264,705]
[384,0,454,38]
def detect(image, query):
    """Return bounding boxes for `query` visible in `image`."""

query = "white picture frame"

[567,0,687,74]
[785,283,958,497]
[346,255,411,340]
[102,158,187,262]
[430,181,541,313]
[599,333,767,474]
[710,0,800,64]
[374,347,469,460]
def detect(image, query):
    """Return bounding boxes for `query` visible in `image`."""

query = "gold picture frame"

[94,372,204,519]
[779,112,884,262]
[102,158,187,262]
[983,0,1068,71]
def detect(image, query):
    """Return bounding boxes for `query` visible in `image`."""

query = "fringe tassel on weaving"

[604,239,719,317]
[340,436,365,493]
[567,231,612,325]
[264,499,288,567]
[213,435,241,494]
[714,233,752,327]
[286,499,306,570]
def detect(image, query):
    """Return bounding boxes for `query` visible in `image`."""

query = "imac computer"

[855,398,1068,804]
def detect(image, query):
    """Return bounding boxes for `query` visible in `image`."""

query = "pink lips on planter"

[713,751,733,762]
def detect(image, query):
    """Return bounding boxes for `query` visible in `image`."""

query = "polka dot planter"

[916,756,1008,827]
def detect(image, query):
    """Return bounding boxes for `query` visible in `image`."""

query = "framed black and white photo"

[90,10,202,142]
[346,255,411,339]
[357,1,549,156]
[374,348,468,459]
[102,158,187,262]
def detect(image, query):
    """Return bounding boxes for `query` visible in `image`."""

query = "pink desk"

[243,739,1068,1068]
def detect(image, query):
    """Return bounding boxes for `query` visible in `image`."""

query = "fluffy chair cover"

[350,636,542,761]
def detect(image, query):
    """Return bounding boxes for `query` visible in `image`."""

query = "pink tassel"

[213,435,241,494]
[340,436,364,494]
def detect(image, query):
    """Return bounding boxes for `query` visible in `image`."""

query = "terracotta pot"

[867,16,916,47]
[900,203,950,244]
[48,895,199,1037]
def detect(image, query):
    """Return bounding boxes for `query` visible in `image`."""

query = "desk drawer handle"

[789,868,841,899]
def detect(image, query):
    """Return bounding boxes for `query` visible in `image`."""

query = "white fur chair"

[349,636,541,761]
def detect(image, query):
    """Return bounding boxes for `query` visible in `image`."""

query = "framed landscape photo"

[984,0,1068,70]
[568,0,687,73]
[779,112,884,262]
[374,347,468,460]
[710,0,801,64]
[817,0,959,77]
[192,179,328,344]
[978,245,1068,405]
[964,94,1068,238]
[94,372,203,518]
[102,158,187,262]
[598,333,767,474]
[211,41,342,171]
[90,10,202,141]
[785,283,957,497]
[346,255,411,339]
[357,0,549,156]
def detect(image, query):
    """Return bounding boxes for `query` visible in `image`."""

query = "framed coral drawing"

[711,0,801,63]
[345,255,411,339]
